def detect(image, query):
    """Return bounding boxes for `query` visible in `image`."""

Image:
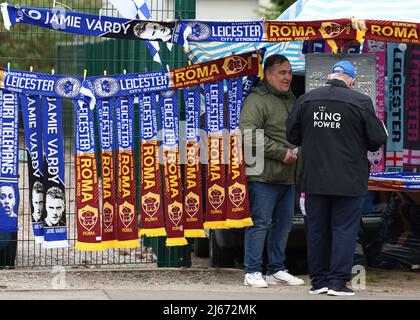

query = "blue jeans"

[244,181,295,275]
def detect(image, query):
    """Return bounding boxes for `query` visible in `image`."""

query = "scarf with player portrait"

[159,90,188,247]
[204,81,227,229]
[0,89,19,233]
[74,93,103,251]
[182,86,205,238]
[116,96,139,248]
[139,92,166,238]
[41,96,68,248]
[21,94,44,243]
[97,98,118,248]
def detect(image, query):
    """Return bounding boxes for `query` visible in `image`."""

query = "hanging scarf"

[21,94,44,243]
[116,96,139,248]
[226,78,252,228]
[0,89,19,232]
[74,95,103,251]
[1,3,189,46]
[403,46,420,172]
[159,90,188,247]
[97,98,118,249]
[171,51,261,89]
[139,92,166,237]
[182,86,205,238]
[369,172,420,191]
[385,43,405,172]
[364,41,386,173]
[41,96,68,248]
[204,82,227,229]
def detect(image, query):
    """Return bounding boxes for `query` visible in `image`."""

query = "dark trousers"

[305,194,364,288]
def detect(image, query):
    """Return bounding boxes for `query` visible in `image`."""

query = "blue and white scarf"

[41,96,68,248]
[0,89,19,232]
[385,43,405,172]
[1,3,189,46]
[21,94,44,243]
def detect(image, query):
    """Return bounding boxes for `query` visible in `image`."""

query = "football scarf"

[364,41,386,173]
[97,99,118,249]
[41,96,68,248]
[0,89,19,232]
[1,3,189,46]
[21,94,44,243]
[183,86,205,238]
[139,92,166,238]
[369,172,420,191]
[204,82,227,229]
[74,96,103,251]
[226,78,252,228]
[159,90,188,247]
[116,96,139,248]
[385,43,405,172]
[403,46,420,172]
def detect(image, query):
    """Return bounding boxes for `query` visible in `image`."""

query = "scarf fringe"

[101,240,119,249]
[203,221,227,229]
[75,241,105,251]
[184,229,206,238]
[117,239,140,249]
[139,227,167,237]
[42,240,69,249]
[165,237,188,247]
[225,217,254,228]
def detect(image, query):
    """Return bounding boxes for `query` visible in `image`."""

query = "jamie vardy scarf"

[21,94,44,243]
[0,89,19,233]
[97,98,118,249]
[1,3,189,46]
[41,96,68,248]
[226,78,252,228]
[385,43,405,172]
[74,88,103,251]
[204,81,227,229]
[404,46,420,172]
[159,90,188,247]
[116,96,139,248]
[139,92,166,238]
[183,86,205,238]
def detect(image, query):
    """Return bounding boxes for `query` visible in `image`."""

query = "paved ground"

[0,266,419,300]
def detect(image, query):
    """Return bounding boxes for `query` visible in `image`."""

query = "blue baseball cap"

[332,60,356,78]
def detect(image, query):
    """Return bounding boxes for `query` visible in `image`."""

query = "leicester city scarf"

[1,3,189,46]
[116,96,139,248]
[204,81,227,229]
[385,43,405,172]
[159,90,188,247]
[0,89,19,232]
[74,95,103,251]
[404,46,420,172]
[21,94,44,242]
[364,41,386,173]
[139,92,166,238]
[226,78,252,228]
[97,98,118,249]
[41,96,68,248]
[182,86,205,238]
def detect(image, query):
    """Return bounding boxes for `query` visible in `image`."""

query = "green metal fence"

[0,0,195,268]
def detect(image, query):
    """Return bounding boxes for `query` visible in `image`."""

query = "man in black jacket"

[286,60,388,296]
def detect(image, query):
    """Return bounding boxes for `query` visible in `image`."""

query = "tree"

[258,0,296,20]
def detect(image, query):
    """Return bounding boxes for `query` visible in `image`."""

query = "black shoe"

[309,286,328,294]
[327,286,354,296]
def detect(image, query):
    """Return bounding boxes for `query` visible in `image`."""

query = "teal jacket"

[239,80,299,184]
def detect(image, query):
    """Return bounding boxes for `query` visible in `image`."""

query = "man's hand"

[283,148,297,164]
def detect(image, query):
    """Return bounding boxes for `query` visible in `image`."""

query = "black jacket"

[286,79,388,196]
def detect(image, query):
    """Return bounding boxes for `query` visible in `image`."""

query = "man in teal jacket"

[239,54,304,288]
